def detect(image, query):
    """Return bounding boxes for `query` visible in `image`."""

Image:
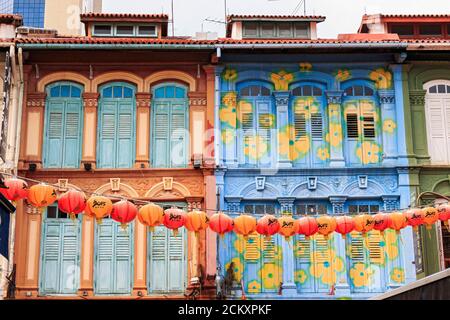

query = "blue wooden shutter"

[153,102,170,167]
[45,102,64,167]
[295,235,314,292]
[170,102,187,168]
[63,102,82,168]
[60,223,80,293]
[98,102,116,168]
[40,222,61,293]
[168,229,185,291]
[149,226,167,292]
[117,110,133,168]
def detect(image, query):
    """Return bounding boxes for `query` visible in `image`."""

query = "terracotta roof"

[375,14,450,19]
[80,13,169,20]
[227,14,326,21]
[14,37,216,45]
[0,14,23,25]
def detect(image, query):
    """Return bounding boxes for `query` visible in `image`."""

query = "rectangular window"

[94,25,112,36]
[116,25,135,36]
[294,22,309,38]
[261,22,276,37]
[362,113,376,138]
[447,24,450,36]
[278,22,293,38]
[419,24,442,37]
[243,204,277,215]
[346,113,359,138]
[138,25,157,36]
[295,204,327,215]
[243,22,258,37]
[390,24,414,37]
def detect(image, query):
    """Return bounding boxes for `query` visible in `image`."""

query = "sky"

[102,0,450,38]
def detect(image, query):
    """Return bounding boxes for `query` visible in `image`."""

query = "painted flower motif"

[329,124,343,148]
[237,100,253,125]
[299,62,313,72]
[384,229,399,260]
[222,92,237,108]
[295,269,308,284]
[309,249,345,286]
[383,119,397,134]
[335,69,351,82]
[349,263,374,288]
[221,129,234,144]
[223,68,238,82]
[329,105,340,119]
[296,242,309,257]
[390,268,405,283]
[356,141,381,164]
[369,68,392,89]
[247,280,261,293]
[220,106,237,128]
[259,264,280,290]
[270,70,294,91]
[317,147,330,161]
[225,257,243,282]
[244,135,269,160]
[259,114,276,128]
[233,236,245,254]
[292,137,310,160]
[278,125,293,158]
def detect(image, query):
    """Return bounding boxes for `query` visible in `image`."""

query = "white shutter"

[426,97,448,164]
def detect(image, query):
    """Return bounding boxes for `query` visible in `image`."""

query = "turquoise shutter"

[148,227,167,292]
[114,225,133,293]
[98,102,116,168]
[45,102,64,168]
[60,223,80,293]
[117,111,133,168]
[153,102,170,167]
[40,222,61,293]
[295,235,314,292]
[168,229,185,291]
[170,102,187,168]
[62,100,82,168]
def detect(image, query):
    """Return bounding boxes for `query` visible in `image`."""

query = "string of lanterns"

[0,175,449,241]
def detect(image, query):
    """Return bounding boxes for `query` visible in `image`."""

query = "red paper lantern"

[438,204,450,231]
[353,214,375,236]
[58,189,86,220]
[111,200,138,229]
[256,215,280,239]
[295,216,318,240]
[278,215,297,241]
[233,215,257,239]
[0,178,28,202]
[185,210,209,235]
[405,208,425,231]
[163,207,187,236]
[27,184,57,210]
[335,216,354,239]
[316,215,337,240]
[389,211,408,234]
[422,207,439,230]
[138,203,164,232]
[373,213,391,235]
[208,212,234,236]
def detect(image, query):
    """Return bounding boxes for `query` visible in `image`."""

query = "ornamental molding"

[26,92,46,107]
[325,90,344,105]
[409,90,426,106]
[135,92,151,108]
[378,90,395,105]
[83,93,100,108]
[189,92,207,107]
[273,91,290,106]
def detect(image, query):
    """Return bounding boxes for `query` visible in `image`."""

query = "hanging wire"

[0,172,445,216]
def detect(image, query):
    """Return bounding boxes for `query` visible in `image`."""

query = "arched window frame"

[97,81,137,169]
[150,82,189,168]
[236,80,275,167]
[43,81,84,168]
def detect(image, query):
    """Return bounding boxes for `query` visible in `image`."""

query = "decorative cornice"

[325,90,344,105]
[188,92,207,107]
[135,92,152,108]
[409,90,426,107]
[26,92,46,107]
[273,91,290,106]
[82,92,100,108]
[378,89,395,105]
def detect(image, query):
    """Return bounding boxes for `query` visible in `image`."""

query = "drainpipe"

[13,47,24,177]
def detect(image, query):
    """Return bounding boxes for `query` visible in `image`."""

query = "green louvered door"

[94,218,134,295]
[39,205,81,295]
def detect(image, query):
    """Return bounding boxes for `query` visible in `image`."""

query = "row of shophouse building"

[0,11,449,300]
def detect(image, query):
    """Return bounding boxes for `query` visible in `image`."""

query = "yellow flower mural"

[329,124,343,148]
[309,249,344,286]
[247,280,261,294]
[299,62,312,72]
[221,130,234,144]
[369,68,392,89]
[292,137,310,160]
[349,263,374,288]
[270,70,294,91]
[278,126,293,159]
[356,141,381,164]
[225,257,243,282]
[383,119,396,134]
[384,229,399,260]
[222,92,237,108]
[220,106,237,128]
[223,68,238,82]
[244,135,269,160]
[317,147,330,161]
[390,268,405,283]
[259,264,280,290]
[335,69,351,82]
[259,114,276,128]
[295,269,308,284]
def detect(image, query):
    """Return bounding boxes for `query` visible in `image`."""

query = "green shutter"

[45,104,64,167]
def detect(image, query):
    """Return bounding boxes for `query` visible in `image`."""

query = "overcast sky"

[103,0,450,38]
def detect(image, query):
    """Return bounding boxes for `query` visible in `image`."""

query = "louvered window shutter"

[153,103,170,167]
[349,232,365,263]
[346,113,359,138]
[99,112,116,168]
[244,234,260,261]
[96,223,114,293]
[117,112,133,168]
[60,223,80,293]
[368,231,384,264]
[46,108,64,167]
[40,222,61,293]
[168,231,185,291]
[295,236,311,261]
[427,98,448,163]
[311,113,323,139]
[170,108,187,168]
[149,228,167,292]
[114,226,132,293]
[362,112,376,139]
[63,111,81,168]
[294,112,307,139]
[258,113,272,158]
[262,236,276,263]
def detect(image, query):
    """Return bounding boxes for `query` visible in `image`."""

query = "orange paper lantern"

[85,195,113,224]
[405,208,425,231]
[422,207,439,230]
[0,178,28,202]
[353,214,375,236]
[111,200,138,229]
[256,215,280,239]
[389,211,408,234]
[233,215,257,239]
[278,215,296,241]
[373,213,391,235]
[138,203,164,232]
[58,189,86,220]
[438,204,450,231]
[208,212,234,236]
[295,216,318,240]
[27,184,57,210]
[335,216,354,239]
[185,210,209,235]
[163,207,187,236]
[316,215,336,240]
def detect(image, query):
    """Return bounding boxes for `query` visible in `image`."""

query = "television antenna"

[267,0,306,15]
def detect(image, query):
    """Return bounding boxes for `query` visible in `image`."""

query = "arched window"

[97,82,136,168]
[290,84,327,167]
[237,82,275,167]
[424,80,450,164]
[151,83,189,168]
[43,82,83,168]
[343,83,380,166]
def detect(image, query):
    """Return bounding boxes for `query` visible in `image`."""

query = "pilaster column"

[188,92,207,167]
[273,91,292,168]
[205,65,223,167]
[204,173,217,291]
[186,199,203,287]
[409,89,429,164]
[329,196,350,296]
[78,215,95,296]
[378,89,398,165]
[279,212,296,296]
[326,91,345,167]
[24,92,46,169]
[134,93,151,168]
[81,92,99,169]
[221,91,238,167]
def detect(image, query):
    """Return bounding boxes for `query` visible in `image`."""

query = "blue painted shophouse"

[215,15,418,299]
